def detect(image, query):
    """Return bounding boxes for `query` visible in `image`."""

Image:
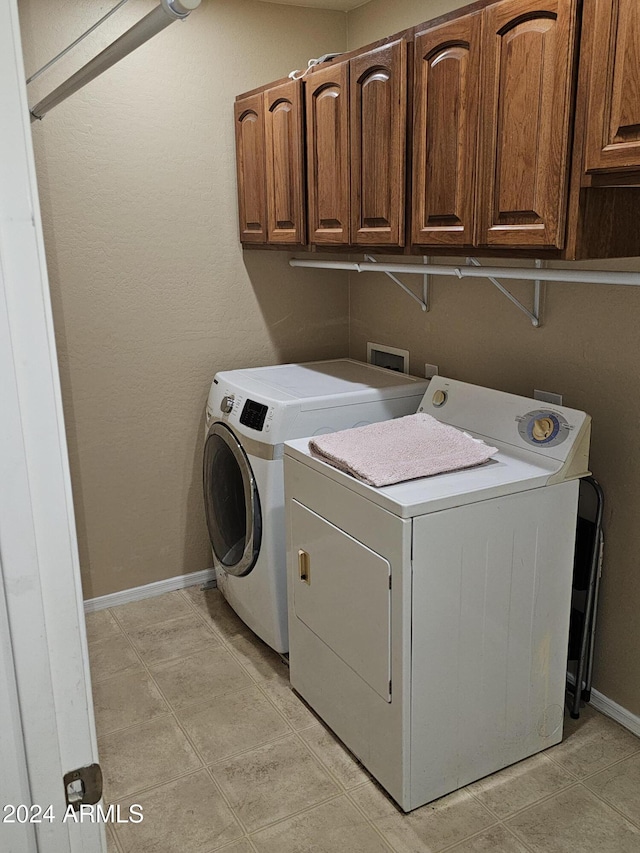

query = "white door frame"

[0,1,105,851]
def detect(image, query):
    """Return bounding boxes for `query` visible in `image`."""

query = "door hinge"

[63,763,103,811]
[389,575,392,590]
[389,679,392,697]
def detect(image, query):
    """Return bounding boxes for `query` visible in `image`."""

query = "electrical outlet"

[534,389,563,406]
[424,363,439,379]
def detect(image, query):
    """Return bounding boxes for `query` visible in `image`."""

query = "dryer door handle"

[298,549,311,584]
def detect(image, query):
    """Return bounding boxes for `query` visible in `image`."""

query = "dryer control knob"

[220,395,235,414]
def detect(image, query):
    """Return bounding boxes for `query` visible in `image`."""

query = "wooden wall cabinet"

[412,0,578,252]
[350,39,407,247]
[305,40,408,247]
[306,61,351,245]
[583,0,640,176]
[234,92,267,244]
[477,0,578,250]
[235,80,306,246]
[234,0,640,259]
[412,13,482,248]
[264,80,306,244]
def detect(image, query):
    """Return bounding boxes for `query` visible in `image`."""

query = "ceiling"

[256,0,368,11]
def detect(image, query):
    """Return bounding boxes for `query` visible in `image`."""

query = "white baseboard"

[567,670,640,737]
[83,568,216,613]
[589,688,640,739]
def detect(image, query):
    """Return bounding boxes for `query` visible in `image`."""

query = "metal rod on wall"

[29,0,200,122]
[289,258,640,287]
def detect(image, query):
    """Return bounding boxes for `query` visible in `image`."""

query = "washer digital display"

[517,409,572,448]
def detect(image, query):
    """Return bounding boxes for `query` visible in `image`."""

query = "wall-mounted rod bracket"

[364,255,428,311]
[466,258,541,327]
[288,256,640,327]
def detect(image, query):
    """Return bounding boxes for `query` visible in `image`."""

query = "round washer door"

[203,422,262,577]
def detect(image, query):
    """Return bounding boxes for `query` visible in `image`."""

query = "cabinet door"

[584,0,640,173]
[234,93,267,244]
[351,39,407,246]
[478,0,578,249]
[306,62,350,245]
[412,12,482,247]
[264,80,306,244]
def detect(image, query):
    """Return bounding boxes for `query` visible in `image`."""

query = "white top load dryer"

[284,376,591,811]
[203,359,429,653]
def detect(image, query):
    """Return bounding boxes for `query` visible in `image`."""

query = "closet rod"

[289,258,640,287]
[30,0,200,122]
[26,0,132,85]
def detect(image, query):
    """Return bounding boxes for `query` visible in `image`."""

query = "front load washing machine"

[203,359,429,653]
[285,376,591,810]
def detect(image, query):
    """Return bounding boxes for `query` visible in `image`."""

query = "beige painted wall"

[19,0,349,599]
[347,0,640,715]
[347,0,465,43]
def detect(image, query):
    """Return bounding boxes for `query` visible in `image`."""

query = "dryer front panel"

[203,422,262,577]
[291,500,391,702]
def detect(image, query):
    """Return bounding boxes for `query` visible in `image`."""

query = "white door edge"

[0,1,105,851]
[0,556,37,853]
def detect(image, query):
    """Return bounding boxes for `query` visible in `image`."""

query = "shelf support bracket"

[466,257,541,327]
[364,255,428,312]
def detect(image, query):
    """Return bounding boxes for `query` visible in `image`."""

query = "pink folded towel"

[308,413,498,487]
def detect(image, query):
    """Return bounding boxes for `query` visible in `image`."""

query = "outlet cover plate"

[534,389,563,406]
[424,363,439,379]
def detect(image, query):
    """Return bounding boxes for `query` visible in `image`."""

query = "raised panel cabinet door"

[351,39,407,246]
[306,61,350,245]
[264,80,306,244]
[584,0,640,173]
[478,0,578,249]
[412,12,482,247]
[234,93,267,244]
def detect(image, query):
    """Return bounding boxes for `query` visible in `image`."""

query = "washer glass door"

[203,422,261,577]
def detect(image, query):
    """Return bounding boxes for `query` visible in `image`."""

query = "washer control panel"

[516,409,572,448]
[240,398,269,432]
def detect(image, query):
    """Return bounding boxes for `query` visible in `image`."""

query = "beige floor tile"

[225,633,287,683]
[150,648,253,710]
[86,609,123,646]
[113,769,242,853]
[350,782,495,853]
[209,733,340,832]
[446,824,531,852]
[259,674,318,731]
[506,784,640,852]
[251,795,391,853]
[93,670,170,736]
[112,591,194,633]
[548,707,640,778]
[99,715,201,802]
[214,841,253,853]
[178,686,290,763]
[182,587,253,641]
[106,824,121,853]
[585,751,640,825]
[467,753,575,819]
[125,614,222,665]
[89,634,143,683]
[300,724,370,789]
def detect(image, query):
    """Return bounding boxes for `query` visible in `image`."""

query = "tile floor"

[87,586,640,853]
